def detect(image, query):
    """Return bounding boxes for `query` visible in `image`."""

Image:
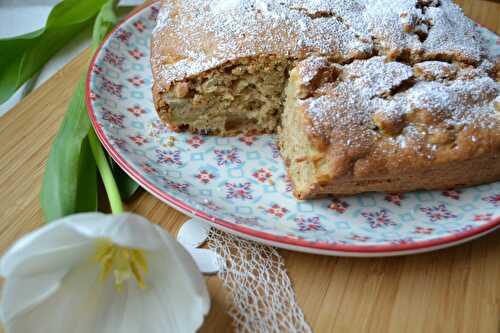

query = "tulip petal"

[1,270,66,322]
[177,219,210,249]
[64,213,167,251]
[1,213,211,333]
[119,228,210,332]
[94,280,129,333]
[3,262,104,333]
[156,225,210,314]
[153,253,209,332]
[91,226,210,333]
[0,214,102,276]
[188,248,221,274]
[114,252,209,333]
[0,216,98,324]
[1,242,95,277]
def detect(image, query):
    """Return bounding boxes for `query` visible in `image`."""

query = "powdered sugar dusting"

[414,61,458,80]
[211,0,242,13]
[150,0,499,172]
[151,0,375,85]
[152,0,487,88]
[295,56,331,84]
[297,55,499,165]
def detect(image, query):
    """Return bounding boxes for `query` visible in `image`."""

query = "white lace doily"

[208,229,312,333]
[178,219,312,333]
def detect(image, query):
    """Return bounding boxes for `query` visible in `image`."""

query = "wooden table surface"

[1,1,499,332]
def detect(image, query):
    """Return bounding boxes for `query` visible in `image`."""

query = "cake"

[151,0,500,199]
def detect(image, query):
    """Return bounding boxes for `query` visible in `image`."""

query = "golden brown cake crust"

[150,0,487,121]
[151,0,500,198]
[151,0,485,84]
[292,156,500,199]
[288,55,500,198]
[151,0,372,88]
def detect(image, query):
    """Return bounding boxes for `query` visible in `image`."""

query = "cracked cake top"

[291,55,500,179]
[151,0,489,91]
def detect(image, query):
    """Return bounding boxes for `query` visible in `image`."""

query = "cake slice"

[280,56,500,198]
[150,0,375,135]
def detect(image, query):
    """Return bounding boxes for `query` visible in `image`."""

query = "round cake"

[150,0,500,198]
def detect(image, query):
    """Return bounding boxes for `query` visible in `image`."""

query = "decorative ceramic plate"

[86,2,500,256]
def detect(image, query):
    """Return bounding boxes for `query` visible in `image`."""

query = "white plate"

[86,2,500,256]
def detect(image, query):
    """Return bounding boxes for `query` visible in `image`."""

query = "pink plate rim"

[85,2,500,255]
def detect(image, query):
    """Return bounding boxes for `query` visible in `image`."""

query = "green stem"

[88,129,124,214]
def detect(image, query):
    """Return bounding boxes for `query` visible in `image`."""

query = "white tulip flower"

[0,212,210,333]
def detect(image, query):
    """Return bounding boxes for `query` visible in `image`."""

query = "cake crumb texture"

[151,0,500,198]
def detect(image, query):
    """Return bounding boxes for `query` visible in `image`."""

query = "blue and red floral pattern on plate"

[86,2,500,256]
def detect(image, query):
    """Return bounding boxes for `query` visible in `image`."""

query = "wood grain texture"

[0,1,499,332]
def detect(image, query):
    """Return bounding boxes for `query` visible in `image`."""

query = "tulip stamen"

[94,239,149,291]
